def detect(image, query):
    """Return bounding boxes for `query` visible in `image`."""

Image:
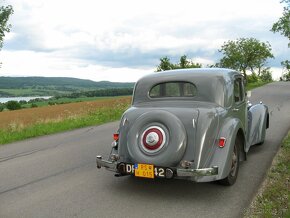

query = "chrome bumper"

[96,155,218,178]
[96,156,117,172]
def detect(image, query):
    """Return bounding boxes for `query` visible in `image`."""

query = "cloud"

[1,0,289,82]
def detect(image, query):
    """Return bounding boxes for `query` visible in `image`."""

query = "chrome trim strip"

[177,166,218,177]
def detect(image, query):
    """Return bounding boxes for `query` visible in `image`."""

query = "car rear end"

[96,69,231,182]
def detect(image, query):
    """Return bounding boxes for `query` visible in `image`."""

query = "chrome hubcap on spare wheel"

[141,126,166,153]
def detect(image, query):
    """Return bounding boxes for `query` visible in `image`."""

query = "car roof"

[139,68,240,82]
[133,68,242,107]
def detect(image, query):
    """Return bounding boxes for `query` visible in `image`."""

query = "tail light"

[218,137,226,148]
[113,133,119,141]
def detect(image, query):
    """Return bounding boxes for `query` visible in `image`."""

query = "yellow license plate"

[134,164,154,179]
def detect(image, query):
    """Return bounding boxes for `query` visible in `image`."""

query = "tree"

[259,67,273,82]
[0,103,4,112]
[272,0,289,81]
[0,2,13,50]
[156,55,201,72]
[271,0,290,47]
[175,55,202,69]
[218,38,274,79]
[281,60,290,80]
[0,2,13,67]
[156,57,174,71]
[6,101,21,110]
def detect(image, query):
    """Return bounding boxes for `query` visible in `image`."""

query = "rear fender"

[200,118,244,182]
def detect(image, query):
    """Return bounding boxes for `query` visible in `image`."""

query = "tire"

[127,110,187,166]
[219,137,240,186]
[255,140,264,146]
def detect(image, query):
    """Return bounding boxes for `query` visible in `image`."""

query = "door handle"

[233,108,239,112]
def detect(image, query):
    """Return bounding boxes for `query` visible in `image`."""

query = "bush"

[283,72,290,81]
[247,73,259,83]
[19,100,27,105]
[31,103,38,108]
[260,69,273,82]
[6,101,21,110]
[0,104,4,112]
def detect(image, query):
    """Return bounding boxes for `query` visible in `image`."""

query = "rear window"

[149,82,197,98]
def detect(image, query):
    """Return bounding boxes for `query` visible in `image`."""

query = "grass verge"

[246,81,272,91]
[244,131,290,217]
[0,101,129,145]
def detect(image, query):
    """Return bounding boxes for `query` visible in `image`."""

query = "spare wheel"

[127,110,187,166]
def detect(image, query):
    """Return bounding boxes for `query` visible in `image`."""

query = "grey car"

[96,68,269,185]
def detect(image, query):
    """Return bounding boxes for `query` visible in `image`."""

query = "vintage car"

[96,68,269,185]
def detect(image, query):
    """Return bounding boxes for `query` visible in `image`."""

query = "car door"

[232,76,247,133]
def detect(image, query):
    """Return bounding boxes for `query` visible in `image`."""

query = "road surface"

[1,82,290,218]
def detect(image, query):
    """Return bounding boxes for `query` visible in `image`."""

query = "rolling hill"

[0,77,135,97]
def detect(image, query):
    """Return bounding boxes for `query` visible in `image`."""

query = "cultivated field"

[0,96,131,130]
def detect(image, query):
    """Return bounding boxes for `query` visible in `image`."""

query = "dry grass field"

[0,96,131,130]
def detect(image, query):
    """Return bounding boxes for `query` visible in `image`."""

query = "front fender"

[248,104,268,146]
[196,117,244,182]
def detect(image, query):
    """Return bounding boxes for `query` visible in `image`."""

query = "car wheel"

[219,137,240,186]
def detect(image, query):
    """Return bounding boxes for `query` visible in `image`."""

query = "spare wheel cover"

[127,110,187,166]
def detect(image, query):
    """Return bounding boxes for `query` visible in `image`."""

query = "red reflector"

[219,137,226,148]
[113,133,119,141]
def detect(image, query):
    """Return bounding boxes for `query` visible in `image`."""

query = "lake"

[0,96,52,103]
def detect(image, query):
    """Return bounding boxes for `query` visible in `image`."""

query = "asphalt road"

[1,82,290,218]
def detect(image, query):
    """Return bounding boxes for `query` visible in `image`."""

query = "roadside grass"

[244,131,290,217]
[246,81,272,91]
[0,98,130,145]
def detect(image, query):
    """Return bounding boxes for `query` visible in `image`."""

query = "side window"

[234,78,244,103]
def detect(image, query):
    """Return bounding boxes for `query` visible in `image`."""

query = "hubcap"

[141,126,166,153]
[145,132,159,146]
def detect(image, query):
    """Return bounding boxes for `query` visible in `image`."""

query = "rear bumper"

[96,155,218,178]
[96,155,117,172]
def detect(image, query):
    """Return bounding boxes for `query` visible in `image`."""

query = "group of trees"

[156,55,201,71]
[0,99,42,111]
[0,101,21,111]
[156,37,274,82]
[218,38,274,81]
[65,88,133,98]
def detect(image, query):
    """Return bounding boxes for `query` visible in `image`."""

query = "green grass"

[246,81,272,91]
[244,132,290,217]
[0,102,129,145]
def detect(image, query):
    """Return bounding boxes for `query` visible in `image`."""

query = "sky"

[0,0,289,82]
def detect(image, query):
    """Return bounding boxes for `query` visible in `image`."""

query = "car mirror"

[246,91,251,98]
